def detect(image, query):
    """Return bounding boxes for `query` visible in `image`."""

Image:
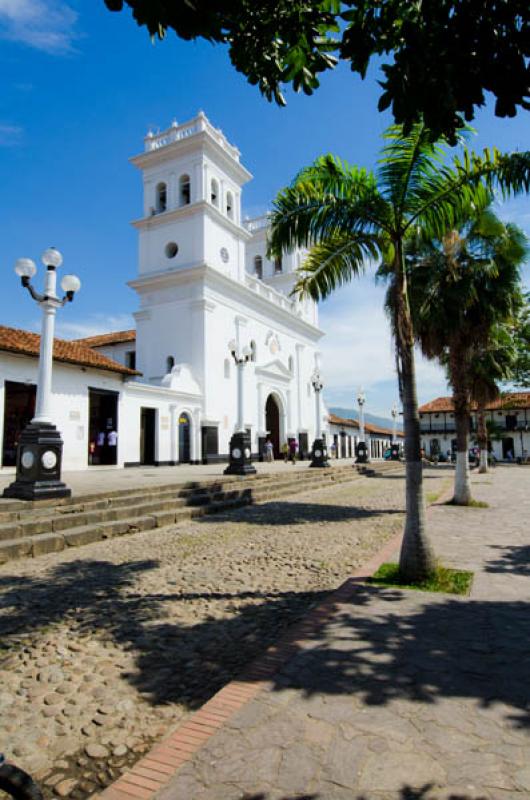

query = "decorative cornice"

[129,264,323,340]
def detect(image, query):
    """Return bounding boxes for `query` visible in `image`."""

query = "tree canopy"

[103,0,530,142]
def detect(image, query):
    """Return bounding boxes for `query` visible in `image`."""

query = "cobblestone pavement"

[156,466,530,800]
[0,467,447,798]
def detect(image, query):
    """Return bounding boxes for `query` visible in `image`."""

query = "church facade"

[0,114,327,470]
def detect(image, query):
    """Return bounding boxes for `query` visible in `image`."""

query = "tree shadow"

[267,584,530,728]
[198,501,403,526]
[243,787,487,800]
[2,561,529,734]
[485,543,530,576]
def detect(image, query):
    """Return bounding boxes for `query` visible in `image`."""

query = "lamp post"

[3,248,81,500]
[310,368,329,468]
[355,388,369,463]
[224,339,256,475]
[391,403,398,443]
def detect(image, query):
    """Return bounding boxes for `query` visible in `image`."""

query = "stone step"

[0,464,393,564]
[0,465,362,536]
[0,465,361,523]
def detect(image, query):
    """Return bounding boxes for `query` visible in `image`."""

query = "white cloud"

[53,313,135,340]
[0,0,78,53]
[319,274,448,416]
[0,123,23,146]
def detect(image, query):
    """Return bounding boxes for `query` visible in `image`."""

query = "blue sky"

[1,1,529,417]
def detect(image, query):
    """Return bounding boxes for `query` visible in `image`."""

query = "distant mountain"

[329,406,403,432]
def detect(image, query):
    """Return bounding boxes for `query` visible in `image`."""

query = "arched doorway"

[265,395,281,458]
[179,412,191,463]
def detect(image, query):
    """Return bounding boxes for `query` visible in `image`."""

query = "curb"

[97,473,447,800]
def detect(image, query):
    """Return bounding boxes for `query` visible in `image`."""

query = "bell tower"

[130,111,252,283]
[128,112,253,384]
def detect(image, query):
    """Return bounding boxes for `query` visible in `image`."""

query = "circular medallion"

[41,450,57,470]
[314,449,322,458]
[244,448,251,459]
[21,450,34,470]
[232,447,242,459]
[220,247,229,263]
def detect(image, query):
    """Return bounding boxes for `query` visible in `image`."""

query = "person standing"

[265,438,274,462]
[288,438,298,464]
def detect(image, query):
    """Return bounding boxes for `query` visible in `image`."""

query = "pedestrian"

[282,442,289,462]
[265,438,274,462]
[288,438,298,464]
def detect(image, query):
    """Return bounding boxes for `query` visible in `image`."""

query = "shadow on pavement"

[243,786,487,799]
[198,501,403,525]
[485,543,530,576]
[1,562,529,733]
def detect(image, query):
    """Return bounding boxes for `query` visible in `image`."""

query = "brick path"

[102,466,530,800]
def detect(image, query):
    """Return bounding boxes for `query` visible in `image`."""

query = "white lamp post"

[391,403,398,444]
[3,247,81,500]
[309,368,329,468]
[224,339,256,475]
[355,388,369,463]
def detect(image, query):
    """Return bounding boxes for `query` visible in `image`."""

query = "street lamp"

[224,339,256,475]
[391,403,399,443]
[309,368,329,468]
[355,388,369,463]
[3,248,81,500]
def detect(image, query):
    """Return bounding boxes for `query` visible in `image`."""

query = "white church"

[0,113,334,471]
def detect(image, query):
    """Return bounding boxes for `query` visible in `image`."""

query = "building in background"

[419,393,530,461]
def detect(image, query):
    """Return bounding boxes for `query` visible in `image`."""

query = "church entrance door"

[265,395,281,458]
[179,412,191,463]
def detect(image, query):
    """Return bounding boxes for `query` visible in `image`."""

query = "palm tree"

[399,210,526,503]
[469,324,517,473]
[268,124,530,580]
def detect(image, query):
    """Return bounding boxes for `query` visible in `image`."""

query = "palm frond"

[292,232,381,301]
[268,154,391,258]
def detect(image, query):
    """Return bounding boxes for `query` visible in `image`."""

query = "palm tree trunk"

[477,404,489,473]
[394,246,436,580]
[449,345,472,504]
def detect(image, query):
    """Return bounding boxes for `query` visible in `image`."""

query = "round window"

[165,242,179,259]
[220,247,229,263]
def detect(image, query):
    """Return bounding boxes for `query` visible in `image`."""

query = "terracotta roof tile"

[74,329,136,348]
[419,393,530,413]
[0,325,140,376]
[328,413,403,438]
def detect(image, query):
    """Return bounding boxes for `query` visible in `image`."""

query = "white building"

[0,113,327,471]
[419,393,530,461]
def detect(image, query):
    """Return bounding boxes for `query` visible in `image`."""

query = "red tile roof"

[0,325,140,376]
[74,329,136,348]
[328,413,403,438]
[419,393,530,413]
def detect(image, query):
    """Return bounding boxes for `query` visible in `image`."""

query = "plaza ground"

[147,465,530,800]
[0,462,438,795]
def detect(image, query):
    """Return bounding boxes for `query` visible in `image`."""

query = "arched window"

[254,255,263,279]
[274,256,283,273]
[226,191,234,219]
[224,358,231,379]
[250,341,257,363]
[156,182,167,213]
[179,174,191,206]
[166,356,175,373]
[210,178,219,207]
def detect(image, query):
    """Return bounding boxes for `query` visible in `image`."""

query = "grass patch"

[445,498,489,508]
[370,562,474,595]
[426,491,441,504]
